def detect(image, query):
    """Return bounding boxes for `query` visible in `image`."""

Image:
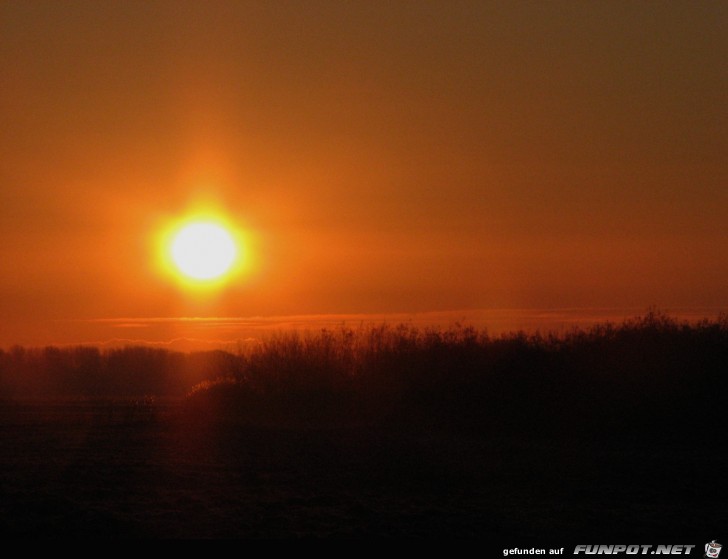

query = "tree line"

[1,311,726,440]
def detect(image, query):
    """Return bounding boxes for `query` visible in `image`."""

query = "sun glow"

[157,214,246,286]
[171,222,237,280]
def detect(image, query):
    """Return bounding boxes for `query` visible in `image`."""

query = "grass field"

[0,399,723,538]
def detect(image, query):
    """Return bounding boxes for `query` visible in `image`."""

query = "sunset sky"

[1,1,726,347]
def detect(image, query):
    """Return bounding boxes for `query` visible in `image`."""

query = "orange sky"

[1,1,726,347]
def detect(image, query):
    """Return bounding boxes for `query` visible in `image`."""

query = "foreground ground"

[0,400,724,539]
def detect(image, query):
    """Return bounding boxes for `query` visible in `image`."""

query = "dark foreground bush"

[181,312,728,441]
[1,311,725,440]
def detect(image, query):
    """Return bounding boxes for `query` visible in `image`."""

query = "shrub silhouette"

[181,313,728,441]
[1,311,726,441]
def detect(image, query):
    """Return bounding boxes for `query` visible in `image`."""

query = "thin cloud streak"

[80,307,726,328]
[55,306,726,350]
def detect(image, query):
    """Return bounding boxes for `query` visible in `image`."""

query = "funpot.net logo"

[573,545,697,555]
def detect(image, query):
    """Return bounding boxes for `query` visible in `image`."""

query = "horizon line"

[58,305,727,324]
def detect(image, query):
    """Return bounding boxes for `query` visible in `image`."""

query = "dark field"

[0,313,726,538]
[0,401,724,539]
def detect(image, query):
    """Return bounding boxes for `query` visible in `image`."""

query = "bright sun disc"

[171,222,237,280]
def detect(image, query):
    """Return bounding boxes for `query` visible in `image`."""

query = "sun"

[170,221,238,281]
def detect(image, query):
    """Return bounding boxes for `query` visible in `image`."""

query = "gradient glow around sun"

[171,222,238,280]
